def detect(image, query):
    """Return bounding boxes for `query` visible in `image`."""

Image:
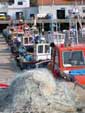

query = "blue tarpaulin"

[69,69,85,76]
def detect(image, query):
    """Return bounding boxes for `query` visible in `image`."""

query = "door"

[16,12,23,20]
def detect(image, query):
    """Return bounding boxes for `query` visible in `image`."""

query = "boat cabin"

[49,43,85,85]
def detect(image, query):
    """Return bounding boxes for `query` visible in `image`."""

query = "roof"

[37,0,82,5]
[56,44,85,51]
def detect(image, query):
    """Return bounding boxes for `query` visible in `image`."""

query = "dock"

[0,34,17,85]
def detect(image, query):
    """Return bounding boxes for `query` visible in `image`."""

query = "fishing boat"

[6,23,51,70]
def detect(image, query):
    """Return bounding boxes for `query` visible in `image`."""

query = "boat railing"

[35,59,51,68]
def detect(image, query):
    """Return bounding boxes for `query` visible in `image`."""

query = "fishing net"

[1,69,78,113]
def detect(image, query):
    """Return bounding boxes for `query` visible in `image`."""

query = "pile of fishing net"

[1,69,79,113]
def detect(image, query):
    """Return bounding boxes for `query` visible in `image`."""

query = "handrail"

[35,59,51,68]
[0,19,85,24]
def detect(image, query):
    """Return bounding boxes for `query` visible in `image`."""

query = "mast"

[75,0,79,44]
[81,0,83,5]
[68,0,79,45]
[51,0,54,33]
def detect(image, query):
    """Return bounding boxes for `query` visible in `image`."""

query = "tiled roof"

[37,0,82,5]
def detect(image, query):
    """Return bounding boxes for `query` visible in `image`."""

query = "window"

[16,12,23,19]
[83,10,85,13]
[17,34,23,38]
[24,38,28,44]
[83,9,85,13]
[18,1,23,5]
[30,0,37,6]
[38,45,43,53]
[82,7,85,12]
[8,0,14,5]
[25,45,34,53]
[30,14,35,19]
[29,37,33,43]
[45,45,50,53]
[63,51,85,67]
[71,51,84,62]
[57,9,65,19]
[63,51,71,64]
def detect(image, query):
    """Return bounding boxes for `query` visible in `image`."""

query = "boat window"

[38,45,43,53]
[24,38,28,44]
[25,45,34,53]
[63,51,85,67]
[29,37,33,42]
[45,45,50,53]
[17,34,23,37]
[63,51,71,64]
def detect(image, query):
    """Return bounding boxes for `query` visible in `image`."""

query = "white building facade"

[38,5,85,19]
[6,0,85,20]
[8,0,30,19]
[0,2,8,14]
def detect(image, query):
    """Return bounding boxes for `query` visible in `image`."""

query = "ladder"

[69,15,78,45]
[68,6,83,45]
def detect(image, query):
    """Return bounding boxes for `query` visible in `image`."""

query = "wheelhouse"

[51,44,85,73]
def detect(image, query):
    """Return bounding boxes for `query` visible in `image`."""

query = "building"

[0,0,84,31]
[36,0,85,19]
[0,0,8,14]
[28,0,85,31]
[5,0,85,20]
[8,0,30,20]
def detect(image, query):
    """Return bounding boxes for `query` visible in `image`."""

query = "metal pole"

[74,0,79,44]
[81,0,83,5]
[51,0,54,33]
[42,0,43,9]
[41,0,44,33]
[76,20,79,44]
